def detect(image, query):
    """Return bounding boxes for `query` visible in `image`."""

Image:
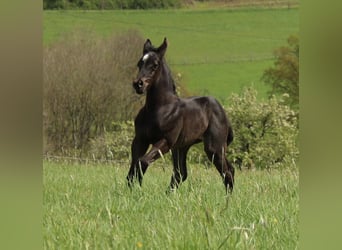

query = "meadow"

[43,7,299,100]
[43,161,298,249]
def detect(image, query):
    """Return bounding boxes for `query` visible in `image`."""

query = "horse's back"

[184,96,233,145]
[184,96,227,123]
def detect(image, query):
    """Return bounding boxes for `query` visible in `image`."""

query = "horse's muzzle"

[133,78,149,94]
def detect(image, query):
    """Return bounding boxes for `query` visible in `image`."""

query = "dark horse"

[126,38,235,193]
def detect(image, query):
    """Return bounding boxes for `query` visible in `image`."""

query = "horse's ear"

[143,39,153,54]
[157,37,168,58]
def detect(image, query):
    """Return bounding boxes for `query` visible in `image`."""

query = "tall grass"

[44,162,298,249]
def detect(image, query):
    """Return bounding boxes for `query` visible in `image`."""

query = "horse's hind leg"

[225,157,235,192]
[204,138,235,193]
[169,147,189,191]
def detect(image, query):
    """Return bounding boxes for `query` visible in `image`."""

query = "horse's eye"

[153,63,159,70]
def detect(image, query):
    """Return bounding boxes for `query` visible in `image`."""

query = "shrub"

[88,121,134,162]
[43,29,145,156]
[226,87,298,170]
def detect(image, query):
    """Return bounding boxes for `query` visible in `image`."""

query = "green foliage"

[44,162,299,249]
[262,34,299,110]
[226,86,298,170]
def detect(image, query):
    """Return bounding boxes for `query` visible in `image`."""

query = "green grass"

[44,162,298,249]
[43,8,299,100]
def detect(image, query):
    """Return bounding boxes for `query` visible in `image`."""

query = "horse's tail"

[227,125,234,146]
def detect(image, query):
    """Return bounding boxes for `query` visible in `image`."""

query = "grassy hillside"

[43,8,298,100]
[44,162,299,249]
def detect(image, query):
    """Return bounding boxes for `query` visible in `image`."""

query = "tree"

[262,35,299,110]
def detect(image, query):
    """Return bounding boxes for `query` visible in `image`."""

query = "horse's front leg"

[127,136,149,187]
[135,138,170,186]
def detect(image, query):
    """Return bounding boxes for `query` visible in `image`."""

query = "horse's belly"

[174,121,206,147]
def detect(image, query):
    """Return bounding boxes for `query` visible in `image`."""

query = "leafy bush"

[226,87,298,170]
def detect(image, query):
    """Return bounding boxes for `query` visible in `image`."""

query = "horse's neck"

[145,64,177,110]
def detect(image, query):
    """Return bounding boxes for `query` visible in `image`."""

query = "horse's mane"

[161,58,177,95]
[147,45,177,95]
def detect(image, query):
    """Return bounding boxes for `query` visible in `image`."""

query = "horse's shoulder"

[158,101,181,116]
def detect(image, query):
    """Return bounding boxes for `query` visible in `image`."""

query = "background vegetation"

[43,7,298,160]
[43,0,299,10]
[44,26,299,169]
[43,0,181,10]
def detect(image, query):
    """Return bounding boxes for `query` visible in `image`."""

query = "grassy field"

[43,162,298,249]
[43,7,299,100]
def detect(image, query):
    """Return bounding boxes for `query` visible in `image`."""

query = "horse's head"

[133,38,167,94]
